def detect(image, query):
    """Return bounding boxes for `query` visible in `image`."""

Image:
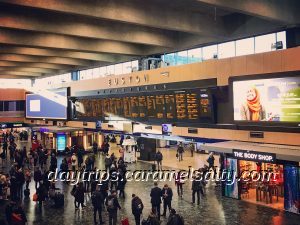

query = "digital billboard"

[26,88,68,120]
[233,77,300,122]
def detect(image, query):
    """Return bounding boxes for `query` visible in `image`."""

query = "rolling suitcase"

[121,217,129,225]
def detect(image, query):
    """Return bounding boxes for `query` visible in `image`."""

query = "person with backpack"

[167,209,184,225]
[207,152,216,175]
[150,182,162,221]
[155,150,163,171]
[161,184,173,217]
[105,190,121,225]
[91,186,105,225]
[132,194,144,225]
[177,143,184,162]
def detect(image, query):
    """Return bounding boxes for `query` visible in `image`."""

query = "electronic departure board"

[73,88,215,123]
[175,93,187,120]
[138,96,147,118]
[165,94,176,119]
[147,95,156,119]
[187,93,199,120]
[123,97,131,118]
[130,96,139,118]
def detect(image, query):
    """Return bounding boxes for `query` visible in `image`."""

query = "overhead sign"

[233,149,276,163]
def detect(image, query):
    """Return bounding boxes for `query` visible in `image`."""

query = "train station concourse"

[0,1,300,225]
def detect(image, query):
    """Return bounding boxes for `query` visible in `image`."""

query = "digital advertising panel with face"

[233,76,300,123]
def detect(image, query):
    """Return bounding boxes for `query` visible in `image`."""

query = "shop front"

[203,141,300,214]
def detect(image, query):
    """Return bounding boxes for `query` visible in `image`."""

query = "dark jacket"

[34,170,42,182]
[132,196,144,215]
[92,190,104,209]
[162,187,173,202]
[105,195,121,214]
[192,179,202,191]
[167,213,184,225]
[75,186,85,203]
[150,186,162,205]
[155,152,163,161]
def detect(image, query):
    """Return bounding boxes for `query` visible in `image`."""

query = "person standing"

[34,167,42,190]
[91,186,105,225]
[105,190,121,225]
[161,184,173,217]
[155,150,163,171]
[132,194,144,225]
[177,143,184,162]
[150,182,162,221]
[189,143,194,157]
[175,171,184,198]
[75,182,86,209]
[2,140,7,157]
[191,175,204,205]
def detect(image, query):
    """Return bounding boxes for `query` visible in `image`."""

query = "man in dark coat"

[191,175,204,205]
[91,186,105,225]
[131,194,144,225]
[150,182,162,221]
[161,184,173,217]
[105,190,121,225]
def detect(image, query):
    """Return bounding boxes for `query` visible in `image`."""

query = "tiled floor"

[0,141,300,225]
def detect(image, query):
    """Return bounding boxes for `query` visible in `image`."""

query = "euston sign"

[232,149,276,163]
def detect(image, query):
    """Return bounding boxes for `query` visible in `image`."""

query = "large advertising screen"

[233,77,300,122]
[26,88,68,120]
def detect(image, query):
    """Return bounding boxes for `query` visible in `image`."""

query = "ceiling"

[0,0,299,79]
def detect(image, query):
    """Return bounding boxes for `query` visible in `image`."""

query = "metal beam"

[0,71,40,76]
[0,75,33,79]
[0,61,76,70]
[0,28,151,56]
[0,9,177,48]
[192,0,300,24]
[0,45,134,63]
[0,66,63,74]
[0,0,227,36]
[0,53,96,66]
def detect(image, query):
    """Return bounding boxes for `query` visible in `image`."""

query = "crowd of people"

[0,132,220,225]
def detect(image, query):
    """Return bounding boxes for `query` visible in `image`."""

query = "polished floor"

[0,142,300,225]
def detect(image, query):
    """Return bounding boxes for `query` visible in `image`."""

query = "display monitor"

[233,76,300,123]
[56,133,66,151]
[26,88,68,120]
[162,124,172,135]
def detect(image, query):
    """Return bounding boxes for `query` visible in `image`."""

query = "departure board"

[130,96,139,118]
[115,98,124,117]
[123,97,131,118]
[155,95,165,119]
[109,98,117,115]
[147,95,156,118]
[187,92,199,120]
[175,93,187,120]
[199,90,212,118]
[103,98,110,116]
[165,94,176,119]
[74,88,215,123]
[138,96,147,118]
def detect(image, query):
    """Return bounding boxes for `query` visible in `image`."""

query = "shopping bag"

[121,217,129,225]
[33,193,38,201]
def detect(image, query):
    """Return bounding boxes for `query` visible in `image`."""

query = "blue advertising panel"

[223,157,239,199]
[26,88,68,119]
[57,134,66,151]
[284,165,300,214]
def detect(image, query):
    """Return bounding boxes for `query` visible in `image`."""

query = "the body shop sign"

[233,149,276,163]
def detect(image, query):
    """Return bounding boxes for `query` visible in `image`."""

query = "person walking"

[177,143,184,162]
[75,182,86,209]
[132,194,144,225]
[175,171,185,198]
[105,190,121,225]
[155,150,163,171]
[191,175,204,205]
[150,182,162,221]
[91,186,105,225]
[34,167,42,190]
[161,184,173,217]
[71,153,77,171]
